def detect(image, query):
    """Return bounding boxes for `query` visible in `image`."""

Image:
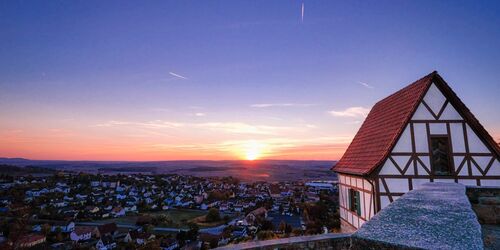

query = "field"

[98,209,208,228]
[0,158,338,182]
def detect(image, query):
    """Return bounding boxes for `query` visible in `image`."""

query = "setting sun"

[243,141,265,160]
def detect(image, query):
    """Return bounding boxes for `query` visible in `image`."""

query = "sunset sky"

[1,1,499,161]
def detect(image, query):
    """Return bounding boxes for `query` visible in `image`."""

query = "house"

[86,205,100,214]
[245,207,267,225]
[15,234,46,248]
[111,207,125,217]
[70,226,95,241]
[96,235,116,250]
[160,238,179,250]
[332,71,500,232]
[123,231,155,245]
[97,223,118,238]
[199,233,228,248]
[231,226,248,238]
[51,221,75,233]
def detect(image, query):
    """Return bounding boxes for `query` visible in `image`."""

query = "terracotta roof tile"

[333,72,436,175]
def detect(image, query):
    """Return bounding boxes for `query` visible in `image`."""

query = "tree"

[285,224,292,235]
[186,222,199,241]
[278,221,286,232]
[176,231,187,247]
[257,230,276,240]
[223,215,230,224]
[208,238,219,249]
[41,224,52,236]
[260,220,274,231]
[144,224,155,234]
[206,208,221,222]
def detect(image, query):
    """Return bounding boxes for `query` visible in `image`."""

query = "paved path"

[77,217,242,234]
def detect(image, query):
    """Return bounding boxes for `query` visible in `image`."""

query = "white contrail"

[358,81,374,89]
[250,103,316,108]
[169,72,188,80]
[301,3,304,22]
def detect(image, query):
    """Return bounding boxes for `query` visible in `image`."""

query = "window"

[430,136,452,175]
[349,189,361,216]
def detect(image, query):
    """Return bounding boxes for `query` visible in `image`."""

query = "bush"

[257,230,276,240]
[205,208,221,222]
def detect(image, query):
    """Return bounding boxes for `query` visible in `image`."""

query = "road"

[76,221,182,232]
[77,217,241,234]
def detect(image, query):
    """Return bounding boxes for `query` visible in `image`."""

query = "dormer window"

[430,136,452,175]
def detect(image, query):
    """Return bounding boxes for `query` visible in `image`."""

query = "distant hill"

[0,158,337,182]
[0,164,58,175]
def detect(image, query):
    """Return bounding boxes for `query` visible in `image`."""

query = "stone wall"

[351,183,483,250]
[466,186,500,224]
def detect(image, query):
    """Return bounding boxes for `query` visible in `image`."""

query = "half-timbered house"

[332,71,500,232]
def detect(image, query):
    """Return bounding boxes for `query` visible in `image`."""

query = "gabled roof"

[98,223,117,235]
[333,71,500,176]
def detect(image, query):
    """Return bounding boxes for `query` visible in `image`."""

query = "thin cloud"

[358,81,374,89]
[250,103,316,108]
[94,119,313,136]
[169,72,188,80]
[329,107,370,118]
[194,113,206,117]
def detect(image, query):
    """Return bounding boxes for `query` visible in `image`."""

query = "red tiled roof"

[17,234,46,244]
[98,223,117,235]
[332,72,436,175]
[73,226,95,235]
[333,71,500,176]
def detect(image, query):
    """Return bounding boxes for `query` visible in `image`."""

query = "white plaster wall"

[423,83,447,114]
[392,156,411,170]
[392,125,412,152]
[458,179,477,186]
[486,159,500,176]
[380,196,390,210]
[413,123,428,153]
[412,103,435,120]
[473,156,493,172]
[338,174,375,228]
[363,192,371,219]
[384,178,409,193]
[433,179,456,183]
[412,178,431,190]
[466,125,490,153]
[454,156,467,176]
[450,123,466,153]
[416,156,430,176]
[439,104,463,120]
[429,123,447,135]
[379,159,400,175]
[481,179,500,187]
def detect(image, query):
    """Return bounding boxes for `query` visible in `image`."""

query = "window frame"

[348,188,361,216]
[429,135,454,176]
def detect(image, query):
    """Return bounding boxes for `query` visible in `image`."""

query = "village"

[0,171,339,249]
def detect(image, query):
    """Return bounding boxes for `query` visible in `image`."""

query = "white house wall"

[338,174,375,231]
[377,82,500,210]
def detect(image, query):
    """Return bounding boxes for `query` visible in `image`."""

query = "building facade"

[333,72,500,232]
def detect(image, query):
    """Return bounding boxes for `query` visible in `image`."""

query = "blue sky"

[0,1,499,160]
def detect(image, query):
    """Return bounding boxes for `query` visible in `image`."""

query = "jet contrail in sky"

[301,3,304,22]
[169,71,188,80]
